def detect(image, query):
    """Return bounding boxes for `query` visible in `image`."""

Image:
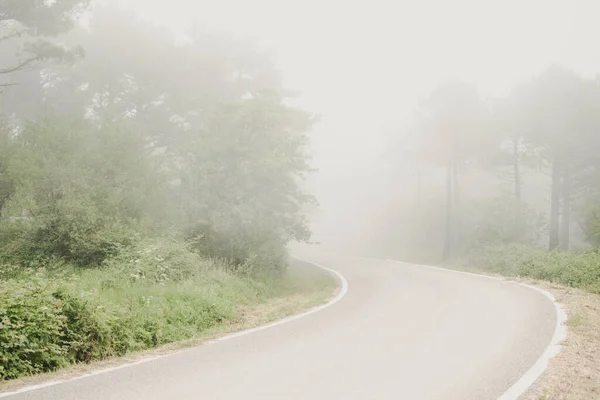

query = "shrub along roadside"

[459,243,600,294]
[0,241,334,381]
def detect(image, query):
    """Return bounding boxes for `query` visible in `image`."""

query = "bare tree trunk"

[416,166,422,204]
[549,157,561,250]
[560,163,571,251]
[443,162,453,261]
[453,162,461,251]
[453,163,460,205]
[513,138,522,238]
[513,138,522,202]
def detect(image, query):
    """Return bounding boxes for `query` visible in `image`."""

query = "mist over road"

[5,254,557,400]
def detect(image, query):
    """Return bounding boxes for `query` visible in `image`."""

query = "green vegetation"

[566,314,584,328]
[0,1,325,381]
[0,240,332,380]
[380,67,600,293]
[461,244,600,293]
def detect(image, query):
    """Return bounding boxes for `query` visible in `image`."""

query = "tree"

[488,95,545,238]
[0,5,315,273]
[414,81,492,260]
[178,94,315,273]
[3,117,166,266]
[513,66,600,250]
[0,0,90,89]
[38,5,283,150]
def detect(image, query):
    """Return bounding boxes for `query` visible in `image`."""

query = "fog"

[6,1,600,391]
[4,0,600,262]
[112,0,600,259]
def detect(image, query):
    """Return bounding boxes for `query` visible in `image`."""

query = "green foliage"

[0,238,302,381]
[178,97,313,274]
[379,195,546,264]
[401,66,600,260]
[0,277,67,380]
[0,8,314,271]
[187,223,291,277]
[517,250,600,291]
[1,0,90,35]
[53,288,109,364]
[0,0,90,90]
[581,199,600,247]
[0,5,318,382]
[103,238,211,284]
[463,243,600,293]
[464,196,546,247]
[464,243,547,276]
[7,201,140,268]
[0,118,165,267]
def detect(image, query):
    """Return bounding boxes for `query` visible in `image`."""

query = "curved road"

[4,253,558,400]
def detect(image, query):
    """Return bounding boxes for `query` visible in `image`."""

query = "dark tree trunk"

[513,138,522,202]
[453,163,460,205]
[549,157,561,250]
[443,162,453,261]
[513,138,522,238]
[453,162,461,250]
[417,166,422,204]
[560,163,571,251]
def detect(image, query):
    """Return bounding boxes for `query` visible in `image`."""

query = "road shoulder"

[523,282,600,400]
[443,262,600,400]
[0,265,339,397]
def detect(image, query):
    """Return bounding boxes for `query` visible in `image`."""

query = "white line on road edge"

[0,259,349,399]
[385,259,568,400]
[496,281,567,400]
[207,258,348,345]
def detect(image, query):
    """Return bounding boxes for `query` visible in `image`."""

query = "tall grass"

[0,239,331,381]
[462,243,600,293]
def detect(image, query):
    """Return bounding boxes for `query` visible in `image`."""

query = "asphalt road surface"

[4,253,558,400]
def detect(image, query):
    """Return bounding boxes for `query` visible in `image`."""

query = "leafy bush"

[187,224,289,276]
[0,239,284,381]
[517,250,600,291]
[0,118,164,268]
[462,196,546,248]
[463,243,600,293]
[102,238,206,284]
[0,214,139,269]
[463,243,545,275]
[53,288,111,364]
[581,199,600,247]
[0,277,67,380]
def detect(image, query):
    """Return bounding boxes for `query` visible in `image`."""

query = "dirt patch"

[523,281,600,400]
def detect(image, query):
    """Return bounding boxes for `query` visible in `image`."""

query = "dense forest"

[378,67,600,293]
[0,0,319,380]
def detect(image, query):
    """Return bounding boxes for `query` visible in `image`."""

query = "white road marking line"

[208,258,348,344]
[384,258,568,400]
[0,259,349,398]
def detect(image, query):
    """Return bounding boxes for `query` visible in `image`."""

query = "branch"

[0,29,25,42]
[0,83,17,95]
[0,57,39,75]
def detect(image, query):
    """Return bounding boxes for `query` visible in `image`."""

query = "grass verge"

[0,262,336,394]
[0,240,337,390]
[460,243,600,293]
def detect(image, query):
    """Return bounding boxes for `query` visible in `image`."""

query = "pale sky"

[119,0,600,110]
[121,0,596,171]
[117,0,600,155]
[115,0,600,241]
